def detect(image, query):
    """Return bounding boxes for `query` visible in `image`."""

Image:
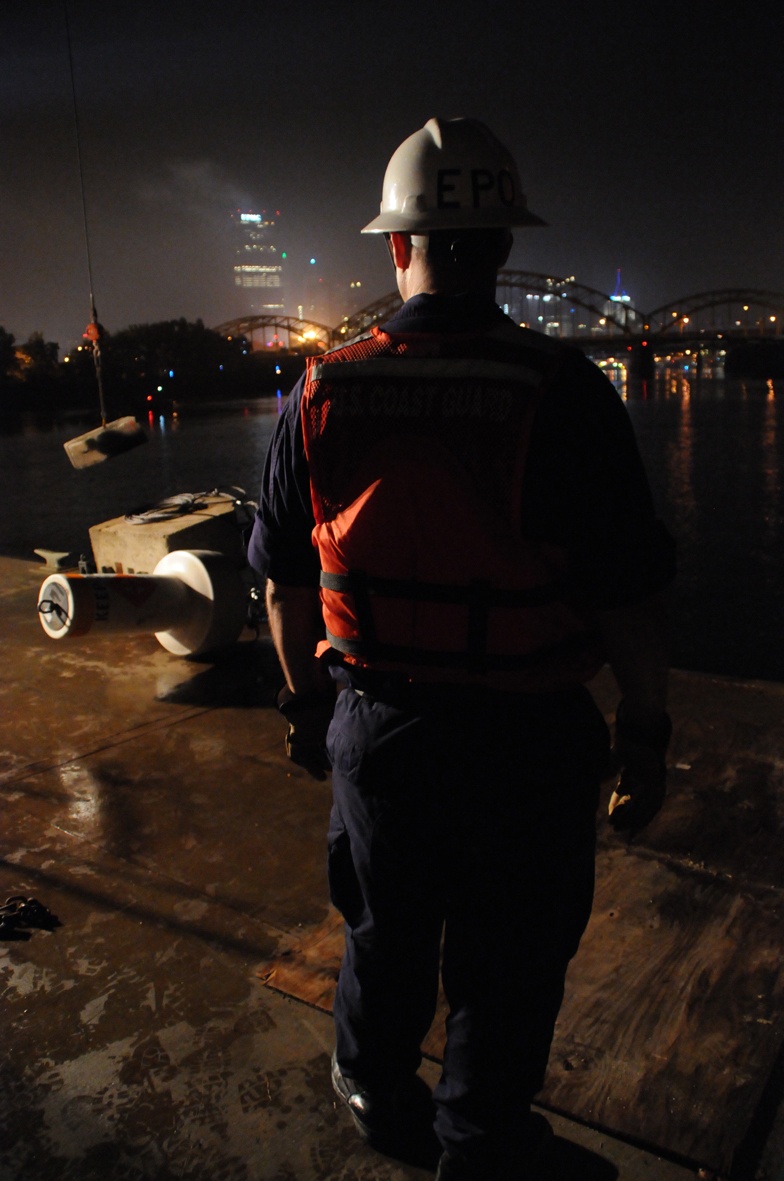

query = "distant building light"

[240,213,262,222]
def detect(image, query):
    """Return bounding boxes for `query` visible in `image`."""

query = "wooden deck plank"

[547,847,784,1172]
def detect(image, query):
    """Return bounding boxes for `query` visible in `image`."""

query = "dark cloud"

[2,0,782,349]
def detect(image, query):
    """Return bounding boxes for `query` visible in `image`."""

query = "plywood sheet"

[548,846,784,1173]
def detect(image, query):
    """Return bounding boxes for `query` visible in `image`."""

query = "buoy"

[37,549,248,657]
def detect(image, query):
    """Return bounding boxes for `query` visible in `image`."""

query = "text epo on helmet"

[361,117,546,234]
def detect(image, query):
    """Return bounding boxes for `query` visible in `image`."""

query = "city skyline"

[2,1,782,351]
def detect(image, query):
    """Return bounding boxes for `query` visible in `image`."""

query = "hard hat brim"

[361,207,548,234]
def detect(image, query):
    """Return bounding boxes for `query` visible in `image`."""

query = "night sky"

[3,0,783,352]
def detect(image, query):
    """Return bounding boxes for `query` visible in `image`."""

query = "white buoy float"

[37,549,248,657]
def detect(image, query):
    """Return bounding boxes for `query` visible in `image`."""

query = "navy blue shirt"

[248,293,675,610]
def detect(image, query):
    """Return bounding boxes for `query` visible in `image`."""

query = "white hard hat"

[361,117,546,234]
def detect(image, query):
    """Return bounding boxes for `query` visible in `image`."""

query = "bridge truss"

[212,314,335,352]
[645,289,784,337]
[214,284,784,354]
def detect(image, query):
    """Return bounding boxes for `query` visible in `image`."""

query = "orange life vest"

[301,323,604,691]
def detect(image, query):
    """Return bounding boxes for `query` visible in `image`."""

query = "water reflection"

[665,376,696,547]
[621,372,784,678]
[59,760,146,859]
[762,381,779,543]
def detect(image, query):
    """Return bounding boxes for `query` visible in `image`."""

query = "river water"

[1,373,782,683]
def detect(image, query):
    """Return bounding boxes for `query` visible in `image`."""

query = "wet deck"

[1,554,783,1181]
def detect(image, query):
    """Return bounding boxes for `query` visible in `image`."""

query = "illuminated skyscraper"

[604,268,634,327]
[230,210,284,312]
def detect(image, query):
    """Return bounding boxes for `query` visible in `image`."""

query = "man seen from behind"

[249,116,675,1181]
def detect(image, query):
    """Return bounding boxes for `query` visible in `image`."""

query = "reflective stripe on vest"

[309,356,548,387]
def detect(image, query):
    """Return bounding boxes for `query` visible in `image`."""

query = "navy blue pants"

[326,679,609,1162]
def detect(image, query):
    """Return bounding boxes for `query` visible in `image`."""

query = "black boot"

[331,1051,441,1168]
[435,1112,554,1180]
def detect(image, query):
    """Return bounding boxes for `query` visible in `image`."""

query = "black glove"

[276,687,335,781]
[607,700,672,836]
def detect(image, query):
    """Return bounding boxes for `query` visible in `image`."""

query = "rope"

[123,487,256,525]
[63,0,107,424]
[63,0,96,321]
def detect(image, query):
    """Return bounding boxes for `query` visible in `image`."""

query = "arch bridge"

[212,314,335,353]
[215,282,784,355]
[645,289,784,337]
